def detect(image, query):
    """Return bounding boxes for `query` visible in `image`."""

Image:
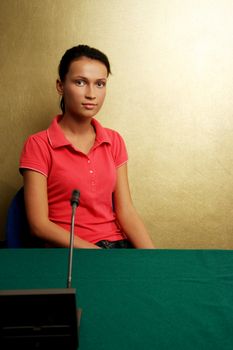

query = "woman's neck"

[58,113,96,154]
[59,113,94,136]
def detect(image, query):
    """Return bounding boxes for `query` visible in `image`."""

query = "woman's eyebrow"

[73,75,107,81]
[72,75,88,79]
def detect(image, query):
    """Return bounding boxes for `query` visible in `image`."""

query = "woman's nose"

[85,85,96,99]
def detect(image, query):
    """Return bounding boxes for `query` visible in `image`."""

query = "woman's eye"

[75,80,85,86]
[96,81,106,88]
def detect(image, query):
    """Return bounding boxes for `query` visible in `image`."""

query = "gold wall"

[1,0,233,248]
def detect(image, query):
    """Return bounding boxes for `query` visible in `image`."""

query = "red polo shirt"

[19,115,128,243]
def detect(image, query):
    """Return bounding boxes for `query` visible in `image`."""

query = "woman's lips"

[82,103,97,110]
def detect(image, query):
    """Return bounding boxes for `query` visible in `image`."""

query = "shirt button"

[87,160,90,163]
[90,170,93,174]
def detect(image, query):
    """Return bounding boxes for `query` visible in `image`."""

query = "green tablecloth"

[1,249,233,349]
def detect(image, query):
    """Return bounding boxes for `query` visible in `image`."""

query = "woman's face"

[57,57,108,119]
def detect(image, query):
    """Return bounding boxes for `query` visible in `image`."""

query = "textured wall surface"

[1,0,233,248]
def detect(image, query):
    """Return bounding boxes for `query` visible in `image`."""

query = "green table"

[0,249,233,349]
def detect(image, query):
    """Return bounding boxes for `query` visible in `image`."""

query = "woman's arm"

[23,170,100,249]
[114,163,155,248]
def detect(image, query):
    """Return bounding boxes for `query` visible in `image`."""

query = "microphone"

[70,189,80,207]
[67,189,80,289]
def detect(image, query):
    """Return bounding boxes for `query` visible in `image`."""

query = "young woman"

[19,45,155,249]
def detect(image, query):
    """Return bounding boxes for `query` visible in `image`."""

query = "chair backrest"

[6,187,43,248]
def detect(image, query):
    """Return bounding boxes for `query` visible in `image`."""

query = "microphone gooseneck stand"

[67,189,82,349]
[67,189,80,289]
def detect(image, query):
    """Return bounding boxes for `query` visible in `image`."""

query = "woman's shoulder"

[101,125,128,163]
[105,128,127,155]
[23,129,49,150]
[103,125,125,143]
[26,129,47,141]
[21,127,51,156]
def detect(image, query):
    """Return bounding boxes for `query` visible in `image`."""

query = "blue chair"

[6,187,43,248]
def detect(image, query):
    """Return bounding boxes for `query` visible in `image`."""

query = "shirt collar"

[47,115,111,149]
[92,117,112,146]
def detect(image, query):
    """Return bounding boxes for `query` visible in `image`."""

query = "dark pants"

[96,239,133,249]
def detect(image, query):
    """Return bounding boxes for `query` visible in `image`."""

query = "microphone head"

[70,189,80,207]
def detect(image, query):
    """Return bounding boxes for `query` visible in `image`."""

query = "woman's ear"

[56,79,64,96]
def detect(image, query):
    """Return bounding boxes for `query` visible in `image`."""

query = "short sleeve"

[109,130,128,168]
[19,133,51,177]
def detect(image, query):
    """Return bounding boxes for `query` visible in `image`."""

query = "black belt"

[96,239,133,249]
